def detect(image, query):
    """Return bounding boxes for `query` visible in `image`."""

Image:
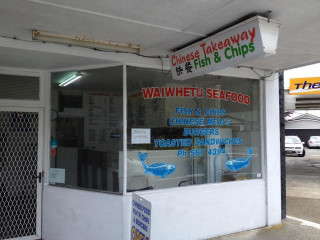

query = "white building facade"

[4,0,320,239]
[0,49,281,240]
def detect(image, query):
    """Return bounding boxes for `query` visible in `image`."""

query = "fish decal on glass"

[138,152,176,178]
[225,147,253,172]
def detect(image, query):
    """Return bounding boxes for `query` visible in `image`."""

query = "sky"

[284,62,320,118]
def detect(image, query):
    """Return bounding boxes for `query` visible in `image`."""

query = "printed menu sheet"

[85,92,122,150]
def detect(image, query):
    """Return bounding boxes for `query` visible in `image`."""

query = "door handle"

[33,172,42,183]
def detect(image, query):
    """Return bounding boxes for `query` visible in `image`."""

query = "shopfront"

[0,15,281,240]
[4,0,320,237]
[36,62,280,240]
[0,61,281,240]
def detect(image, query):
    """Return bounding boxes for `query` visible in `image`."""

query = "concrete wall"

[42,185,124,240]
[124,180,266,240]
[42,181,266,240]
[264,73,282,225]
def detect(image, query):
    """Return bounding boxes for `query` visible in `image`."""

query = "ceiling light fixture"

[59,73,83,87]
[32,30,140,54]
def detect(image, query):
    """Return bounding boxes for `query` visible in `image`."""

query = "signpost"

[169,16,280,80]
[131,193,151,240]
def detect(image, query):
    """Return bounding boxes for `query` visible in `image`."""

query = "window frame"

[47,63,125,194]
[45,63,265,195]
[0,68,45,108]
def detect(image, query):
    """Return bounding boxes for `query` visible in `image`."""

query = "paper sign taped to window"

[131,128,151,144]
[49,168,65,184]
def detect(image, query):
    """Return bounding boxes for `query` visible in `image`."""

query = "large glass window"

[50,66,123,193]
[126,67,261,191]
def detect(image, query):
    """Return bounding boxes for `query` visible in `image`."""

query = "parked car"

[285,136,305,157]
[307,136,320,148]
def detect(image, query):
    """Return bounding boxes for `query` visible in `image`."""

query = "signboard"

[131,128,151,144]
[131,193,151,240]
[289,77,320,95]
[170,16,280,80]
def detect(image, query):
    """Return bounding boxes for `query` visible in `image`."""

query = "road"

[286,147,320,224]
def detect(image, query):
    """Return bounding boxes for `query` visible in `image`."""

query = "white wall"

[42,179,268,240]
[123,180,266,240]
[286,120,320,129]
[264,73,282,225]
[42,185,123,240]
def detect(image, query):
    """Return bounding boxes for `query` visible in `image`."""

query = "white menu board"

[84,92,122,150]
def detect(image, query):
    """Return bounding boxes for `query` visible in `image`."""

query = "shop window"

[126,66,261,191]
[50,66,123,194]
[0,74,39,100]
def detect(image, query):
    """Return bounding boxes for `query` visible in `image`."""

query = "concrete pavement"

[206,147,320,240]
[286,148,320,225]
[207,217,320,240]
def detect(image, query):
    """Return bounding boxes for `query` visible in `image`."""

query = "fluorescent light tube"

[59,74,82,87]
[59,74,77,86]
[32,30,140,54]
[62,75,82,86]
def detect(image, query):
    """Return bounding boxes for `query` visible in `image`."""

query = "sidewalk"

[207,216,320,240]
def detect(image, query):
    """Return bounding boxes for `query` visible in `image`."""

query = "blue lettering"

[175,107,194,115]
[183,128,219,136]
[169,118,176,125]
[204,108,226,116]
[153,138,192,147]
[154,139,160,147]
[303,81,312,89]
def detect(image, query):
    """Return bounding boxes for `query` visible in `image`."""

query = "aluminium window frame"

[46,63,125,192]
[45,62,266,195]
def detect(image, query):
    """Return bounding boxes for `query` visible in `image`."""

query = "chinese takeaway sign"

[170,16,280,80]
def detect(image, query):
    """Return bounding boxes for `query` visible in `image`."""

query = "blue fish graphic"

[225,147,253,172]
[138,152,176,178]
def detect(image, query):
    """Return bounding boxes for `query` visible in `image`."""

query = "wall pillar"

[264,72,282,225]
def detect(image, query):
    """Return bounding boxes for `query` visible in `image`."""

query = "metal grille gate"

[0,111,39,240]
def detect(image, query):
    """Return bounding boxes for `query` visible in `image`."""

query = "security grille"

[0,111,39,240]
